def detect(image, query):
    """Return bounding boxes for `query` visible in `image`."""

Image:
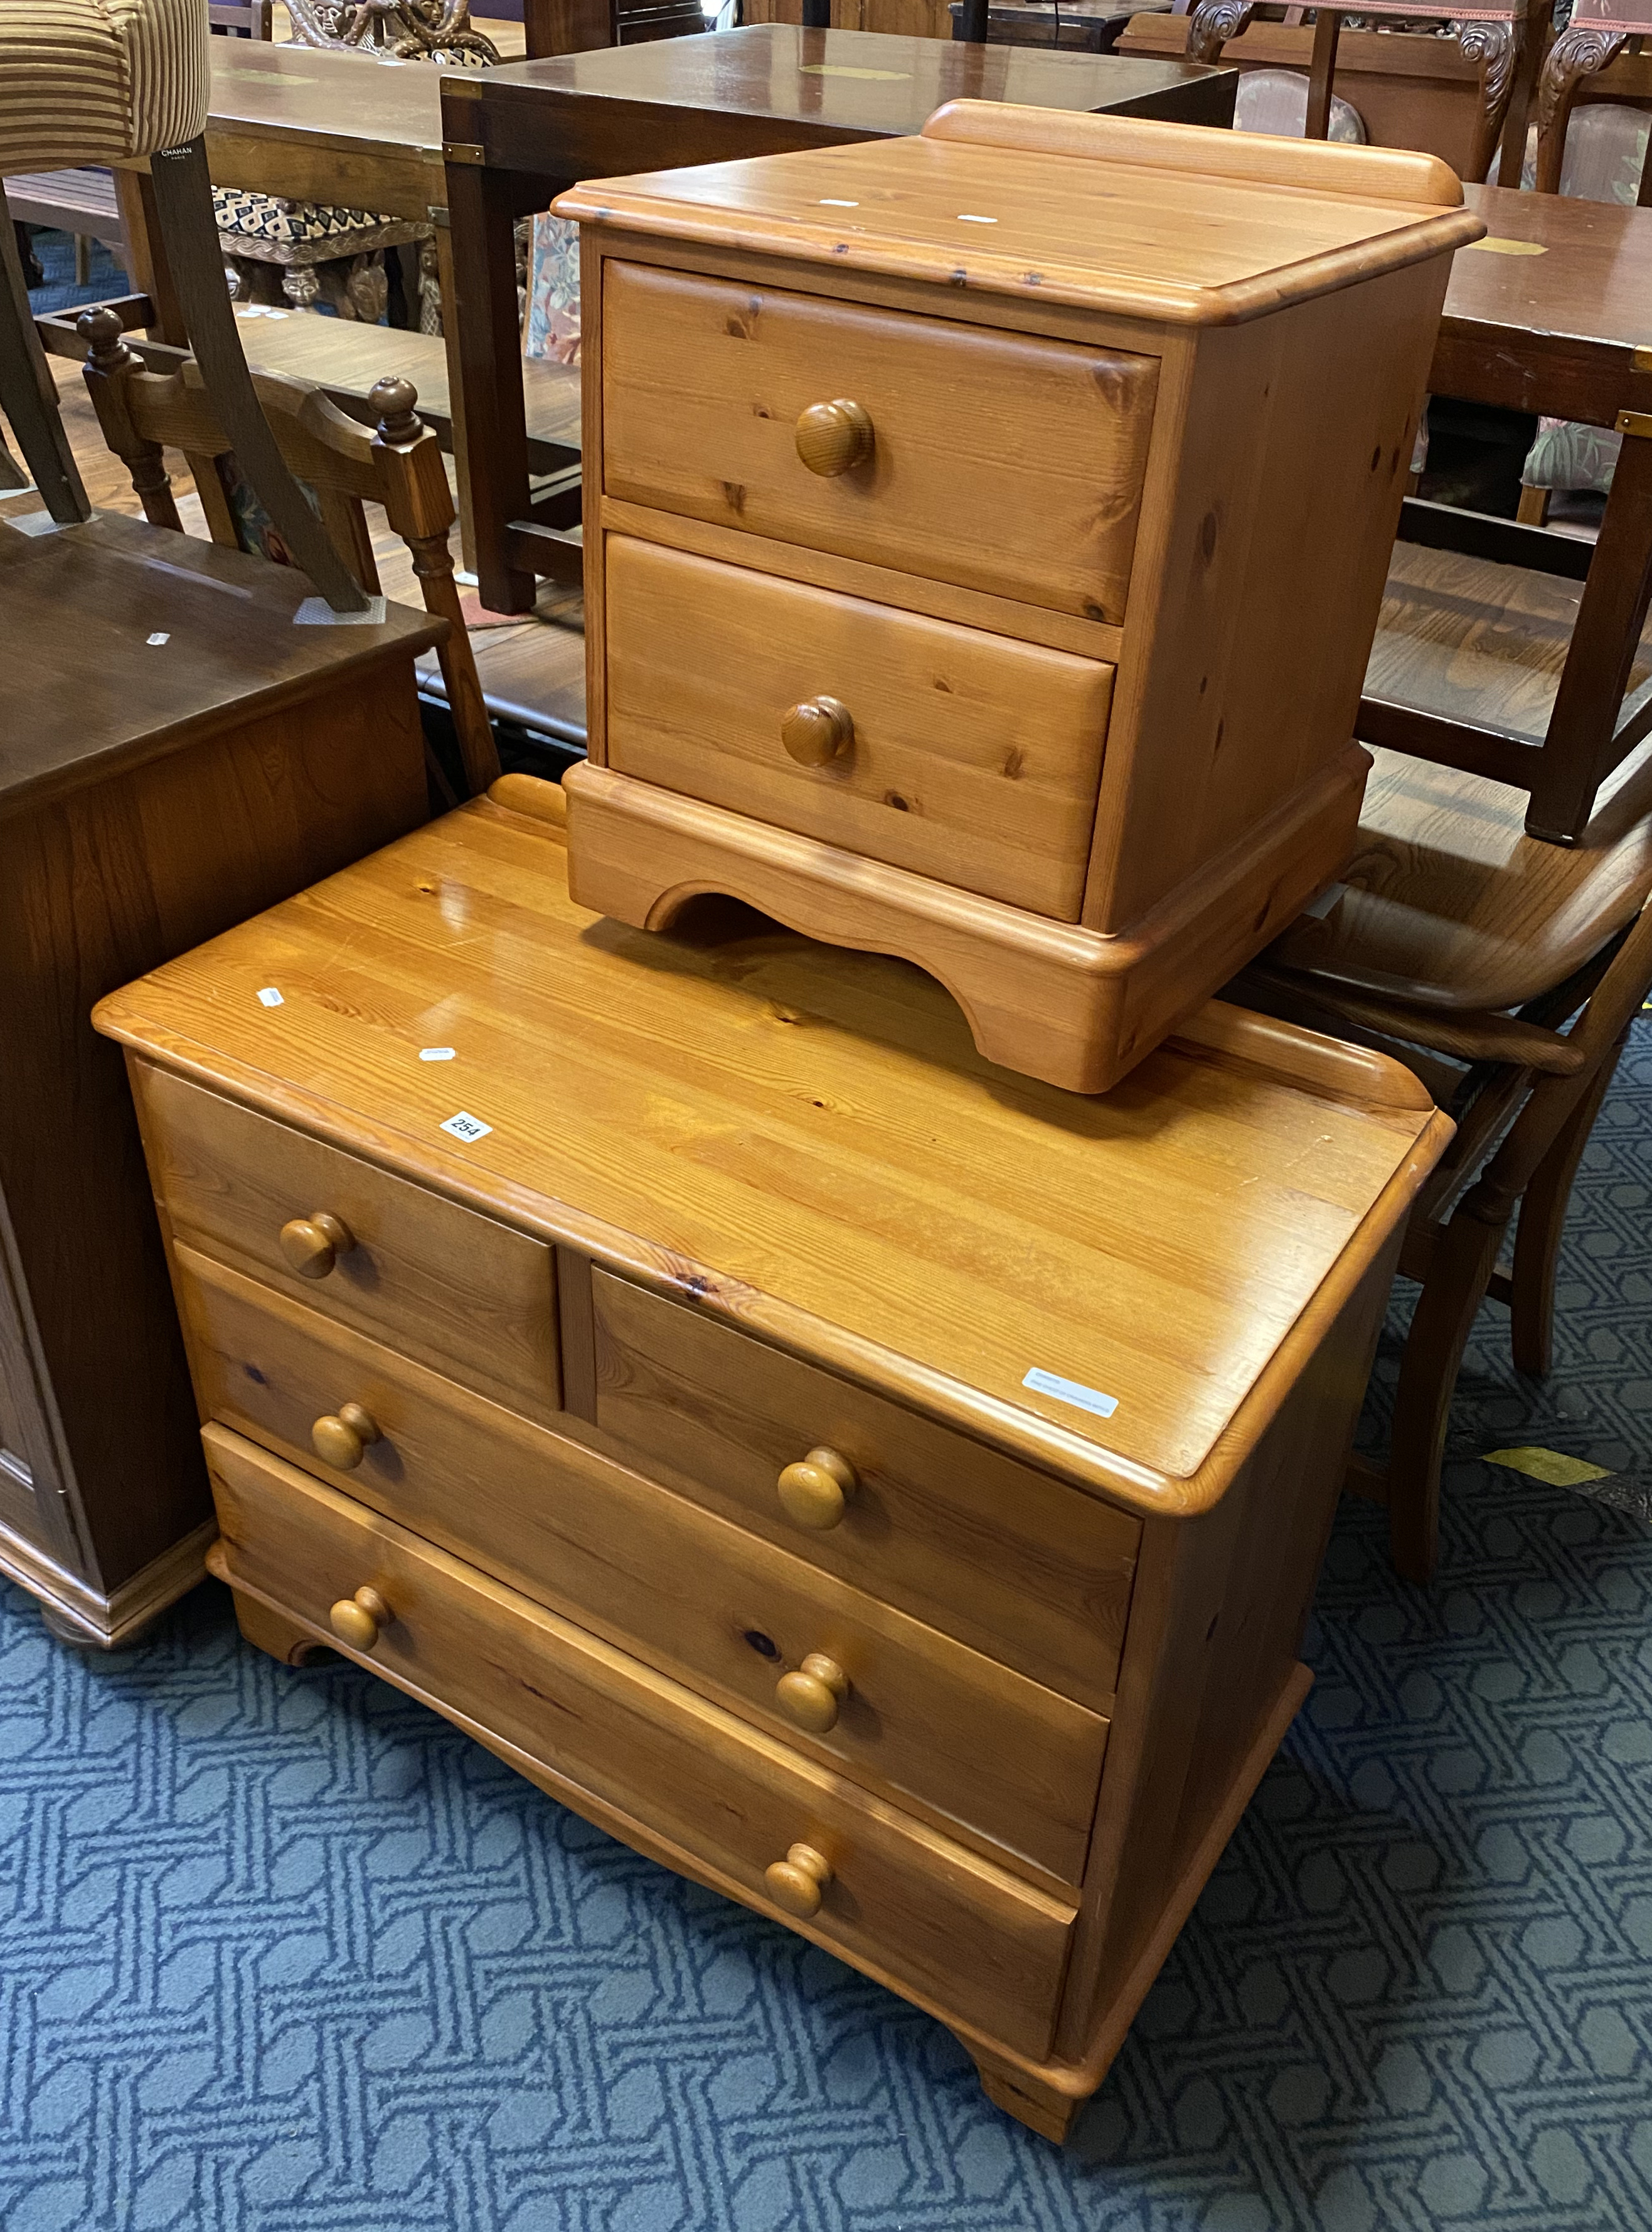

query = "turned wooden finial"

[371,376,422,446]
[78,304,132,371]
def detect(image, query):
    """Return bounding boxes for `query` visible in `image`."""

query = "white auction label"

[256,988,284,1008]
[1022,1367,1118,1421]
[418,1047,456,1062]
[440,1110,492,1143]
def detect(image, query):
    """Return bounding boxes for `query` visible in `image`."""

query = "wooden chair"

[1535,0,1652,197]
[1230,743,1652,1584]
[78,302,500,799]
[1183,0,1542,184]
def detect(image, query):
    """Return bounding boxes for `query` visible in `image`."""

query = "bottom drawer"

[205,1425,1076,2059]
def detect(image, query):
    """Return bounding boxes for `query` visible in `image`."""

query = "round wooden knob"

[775,1652,849,1733]
[279,1212,355,1279]
[780,697,854,768]
[311,1401,382,1471]
[764,1842,833,1919]
[795,398,873,477]
[329,1584,391,1652]
[776,1447,857,1530]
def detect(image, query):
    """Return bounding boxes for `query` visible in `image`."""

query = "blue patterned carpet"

[3,1021,1649,2231]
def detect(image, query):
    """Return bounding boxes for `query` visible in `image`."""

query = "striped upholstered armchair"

[0,0,367,609]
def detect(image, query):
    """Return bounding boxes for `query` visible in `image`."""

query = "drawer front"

[605,538,1112,921]
[134,1064,559,1426]
[602,261,1158,624]
[206,1425,1075,2057]
[590,1272,1139,1715]
[178,1246,1107,1887]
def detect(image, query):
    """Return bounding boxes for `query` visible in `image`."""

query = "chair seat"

[1266,740,1652,1014]
[213,186,427,261]
[1363,538,1652,750]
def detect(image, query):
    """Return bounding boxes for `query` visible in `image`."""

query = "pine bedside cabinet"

[555,104,1484,1092]
[95,788,1451,2137]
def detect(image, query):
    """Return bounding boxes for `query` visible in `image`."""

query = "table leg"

[1533,21,1626,194]
[432,213,478,577]
[445,154,538,615]
[1304,8,1341,139]
[1526,419,1652,842]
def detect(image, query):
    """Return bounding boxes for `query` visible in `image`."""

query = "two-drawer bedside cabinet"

[0,511,439,1649]
[555,104,1483,1093]
[94,785,1450,2135]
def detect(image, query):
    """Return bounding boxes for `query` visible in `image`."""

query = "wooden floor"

[3,346,588,739]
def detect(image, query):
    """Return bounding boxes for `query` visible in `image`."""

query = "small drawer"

[605,537,1112,921]
[178,1246,1108,1887]
[206,1424,1076,2058]
[602,262,1158,625]
[589,1272,1139,1716]
[133,1064,558,1426]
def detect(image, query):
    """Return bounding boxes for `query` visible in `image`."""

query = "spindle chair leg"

[1388,1204,1510,1583]
[1508,1029,1629,1376]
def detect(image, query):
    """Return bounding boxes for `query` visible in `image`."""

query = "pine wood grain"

[177,1242,1107,1886]
[587,1268,1139,1711]
[600,260,1157,623]
[95,803,1448,1514]
[132,1065,561,1426]
[206,1423,1079,2059]
[603,536,1112,919]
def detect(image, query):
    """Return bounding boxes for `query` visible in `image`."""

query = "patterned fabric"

[213,187,402,245]
[0,0,209,172]
[523,210,581,365]
[1523,415,1624,494]
[0,1021,1648,2229]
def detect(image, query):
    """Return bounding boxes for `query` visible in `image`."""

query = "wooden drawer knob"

[329,1584,391,1652]
[279,1212,355,1279]
[781,697,854,767]
[795,398,873,477]
[777,1446,856,1530]
[764,1841,833,1919]
[311,1401,381,1471]
[776,1652,849,1733]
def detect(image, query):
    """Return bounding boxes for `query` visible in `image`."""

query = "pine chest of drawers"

[94,791,1450,2136]
[555,103,1482,1092]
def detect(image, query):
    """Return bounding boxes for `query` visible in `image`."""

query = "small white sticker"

[146,631,170,646]
[440,1110,491,1143]
[818,198,858,207]
[419,1047,456,1062]
[1023,1367,1118,1421]
[956,213,998,224]
[257,987,284,1008]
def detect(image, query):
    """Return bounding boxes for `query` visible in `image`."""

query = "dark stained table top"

[444,24,1235,177]
[1436,183,1652,425]
[208,40,447,156]
[0,510,440,821]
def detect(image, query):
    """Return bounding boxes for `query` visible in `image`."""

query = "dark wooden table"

[0,508,439,1649]
[1378,182,1652,839]
[946,0,1173,53]
[441,23,1236,614]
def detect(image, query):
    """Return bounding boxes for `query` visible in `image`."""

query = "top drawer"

[601,262,1158,626]
[132,1065,560,1427]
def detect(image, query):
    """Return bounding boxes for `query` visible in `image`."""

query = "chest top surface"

[556,104,1484,322]
[0,511,439,823]
[95,801,1447,1515]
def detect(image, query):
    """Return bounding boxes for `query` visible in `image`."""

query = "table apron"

[203,131,445,222]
